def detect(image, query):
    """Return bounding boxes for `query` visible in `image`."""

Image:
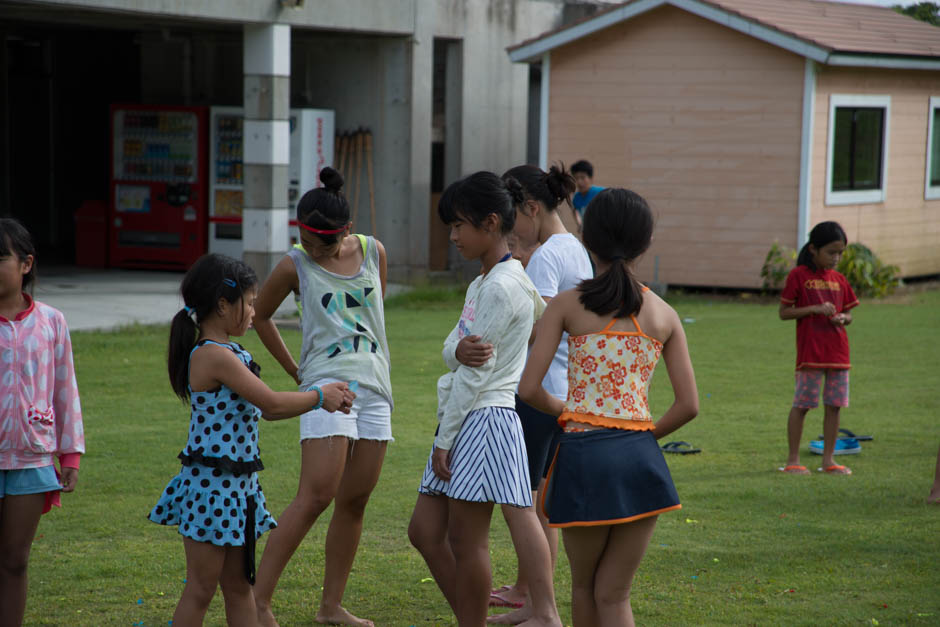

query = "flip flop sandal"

[489,592,524,608]
[778,464,810,475]
[816,428,873,442]
[661,441,701,454]
[818,464,852,475]
[490,584,512,595]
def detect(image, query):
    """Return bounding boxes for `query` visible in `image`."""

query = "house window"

[925,97,940,200]
[826,95,890,205]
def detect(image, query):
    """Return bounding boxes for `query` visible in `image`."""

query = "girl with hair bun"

[408,171,561,626]
[485,163,593,618]
[519,188,698,627]
[251,167,393,627]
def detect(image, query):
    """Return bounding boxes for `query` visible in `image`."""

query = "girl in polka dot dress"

[0,218,84,627]
[149,253,355,626]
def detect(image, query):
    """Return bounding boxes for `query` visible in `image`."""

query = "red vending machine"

[109,104,208,270]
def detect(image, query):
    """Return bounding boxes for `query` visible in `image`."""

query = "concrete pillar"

[408,0,435,277]
[242,23,290,280]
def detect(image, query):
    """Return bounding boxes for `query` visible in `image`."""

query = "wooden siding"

[812,66,940,278]
[548,5,805,288]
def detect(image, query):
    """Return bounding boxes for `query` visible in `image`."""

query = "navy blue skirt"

[542,428,681,527]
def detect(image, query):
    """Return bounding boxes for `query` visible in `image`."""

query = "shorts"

[299,378,393,442]
[542,429,680,528]
[793,368,849,409]
[0,465,61,497]
[419,406,532,507]
[0,465,62,514]
[516,395,561,491]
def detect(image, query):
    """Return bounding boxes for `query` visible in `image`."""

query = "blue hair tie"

[222,278,236,288]
[182,305,198,323]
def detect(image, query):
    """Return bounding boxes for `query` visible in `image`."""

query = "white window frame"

[825,94,891,206]
[925,97,940,200]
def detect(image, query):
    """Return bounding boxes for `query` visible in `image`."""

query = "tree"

[895,2,940,26]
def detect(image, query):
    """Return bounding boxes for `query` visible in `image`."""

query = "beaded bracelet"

[311,385,324,410]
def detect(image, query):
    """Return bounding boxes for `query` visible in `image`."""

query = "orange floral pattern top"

[560,315,663,431]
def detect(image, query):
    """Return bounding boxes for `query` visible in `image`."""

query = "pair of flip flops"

[778,464,852,475]
[661,441,701,454]
[808,428,872,456]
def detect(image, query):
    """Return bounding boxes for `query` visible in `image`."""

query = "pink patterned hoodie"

[0,295,85,473]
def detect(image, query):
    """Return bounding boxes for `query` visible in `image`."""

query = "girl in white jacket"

[408,171,560,627]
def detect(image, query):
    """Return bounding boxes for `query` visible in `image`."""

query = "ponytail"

[577,188,653,318]
[168,308,198,401]
[502,162,576,212]
[578,261,645,318]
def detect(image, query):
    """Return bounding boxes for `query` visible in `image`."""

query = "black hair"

[296,167,350,246]
[502,163,576,213]
[0,218,37,294]
[570,160,594,178]
[167,253,258,401]
[797,221,848,271]
[437,171,524,235]
[577,188,653,318]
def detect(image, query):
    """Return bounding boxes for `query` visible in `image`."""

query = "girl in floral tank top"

[520,189,699,626]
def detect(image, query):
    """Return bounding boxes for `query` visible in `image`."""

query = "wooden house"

[509,0,940,288]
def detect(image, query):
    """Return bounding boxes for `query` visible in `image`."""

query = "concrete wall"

[812,66,940,278]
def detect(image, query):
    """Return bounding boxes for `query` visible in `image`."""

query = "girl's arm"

[651,308,699,440]
[779,301,835,320]
[253,256,302,384]
[52,315,84,492]
[192,345,354,420]
[518,296,567,416]
[376,238,388,299]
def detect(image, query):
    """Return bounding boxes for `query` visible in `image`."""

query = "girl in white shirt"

[408,171,561,627]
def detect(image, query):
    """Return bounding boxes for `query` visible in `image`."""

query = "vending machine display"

[109,104,208,269]
[207,108,334,258]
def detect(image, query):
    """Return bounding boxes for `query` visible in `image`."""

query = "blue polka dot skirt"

[148,462,276,547]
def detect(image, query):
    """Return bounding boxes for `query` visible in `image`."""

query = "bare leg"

[408,493,457,612]
[592,517,658,627]
[821,405,850,473]
[562,525,609,627]
[448,499,495,627]
[0,493,45,627]
[535,478,559,572]
[786,406,809,467]
[493,498,533,607]
[173,538,225,627]
[255,437,350,627]
[219,546,259,627]
[929,445,940,503]
[488,504,560,626]
[316,440,387,627]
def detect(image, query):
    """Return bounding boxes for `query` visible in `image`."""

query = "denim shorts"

[0,465,62,497]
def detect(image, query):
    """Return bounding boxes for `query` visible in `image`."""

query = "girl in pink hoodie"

[0,218,85,627]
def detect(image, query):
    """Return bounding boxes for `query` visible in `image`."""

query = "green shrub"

[760,241,796,292]
[837,242,902,298]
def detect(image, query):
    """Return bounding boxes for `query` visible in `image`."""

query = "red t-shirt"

[780,266,858,370]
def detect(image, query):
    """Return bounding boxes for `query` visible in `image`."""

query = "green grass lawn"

[24,287,940,626]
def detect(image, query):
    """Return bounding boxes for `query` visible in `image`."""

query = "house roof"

[508,0,940,70]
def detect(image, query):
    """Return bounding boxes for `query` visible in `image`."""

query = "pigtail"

[168,308,198,401]
[578,260,645,318]
[796,242,816,271]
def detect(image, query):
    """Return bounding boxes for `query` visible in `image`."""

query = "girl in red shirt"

[779,221,858,476]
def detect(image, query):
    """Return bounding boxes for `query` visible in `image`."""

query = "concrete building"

[0,0,612,281]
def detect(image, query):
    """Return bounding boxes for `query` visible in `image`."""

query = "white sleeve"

[526,247,563,299]
[434,283,516,450]
[441,323,461,372]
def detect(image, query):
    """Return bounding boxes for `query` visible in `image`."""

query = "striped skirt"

[419,406,532,507]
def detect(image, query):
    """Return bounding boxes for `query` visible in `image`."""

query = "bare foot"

[257,604,281,627]
[928,486,940,504]
[488,603,531,625]
[516,616,562,627]
[315,606,374,627]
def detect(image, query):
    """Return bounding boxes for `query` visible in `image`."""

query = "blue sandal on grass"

[661,441,701,455]
[815,427,872,442]
[809,438,860,455]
